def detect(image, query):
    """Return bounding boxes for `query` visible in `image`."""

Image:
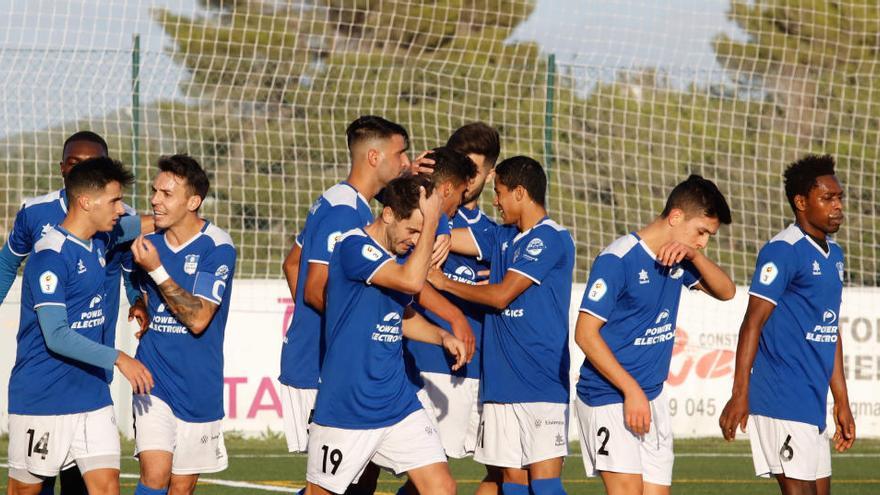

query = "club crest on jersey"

[184,254,200,275]
[525,238,545,258]
[362,244,382,261]
[97,248,106,267]
[587,278,607,302]
[215,264,230,280]
[669,266,684,279]
[76,259,87,274]
[759,262,778,285]
[327,231,343,253]
[39,271,58,294]
[638,269,649,284]
[836,261,844,282]
[812,260,821,276]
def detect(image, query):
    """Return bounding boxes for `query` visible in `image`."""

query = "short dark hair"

[63,131,109,155]
[446,122,500,167]
[382,175,435,220]
[158,154,210,200]
[494,156,546,206]
[783,154,836,213]
[346,115,409,151]
[661,174,732,224]
[64,157,133,199]
[425,146,477,188]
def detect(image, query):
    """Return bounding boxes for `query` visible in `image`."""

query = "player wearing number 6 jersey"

[130,155,237,495]
[719,155,855,495]
[305,176,466,495]
[575,175,734,495]
[7,158,153,495]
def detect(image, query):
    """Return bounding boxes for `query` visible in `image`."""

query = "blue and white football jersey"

[279,182,373,389]
[313,229,420,429]
[9,226,115,415]
[405,206,494,380]
[748,224,844,430]
[470,217,575,404]
[577,233,701,406]
[134,222,236,423]
[6,189,137,354]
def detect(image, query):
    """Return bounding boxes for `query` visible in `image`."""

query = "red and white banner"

[2,279,878,438]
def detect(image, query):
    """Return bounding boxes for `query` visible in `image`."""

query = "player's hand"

[440,332,467,371]
[832,401,856,452]
[431,234,451,268]
[623,386,651,436]
[131,235,162,272]
[418,186,442,226]
[719,393,750,441]
[426,267,448,291]
[115,352,154,395]
[128,297,150,338]
[411,151,436,175]
[656,241,698,267]
[450,319,476,363]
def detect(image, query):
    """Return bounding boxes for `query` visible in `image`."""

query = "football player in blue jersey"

[306,175,466,495]
[0,131,149,495]
[278,116,414,456]
[128,155,237,495]
[427,156,575,495]
[400,123,502,495]
[6,157,153,495]
[719,155,855,495]
[575,175,735,495]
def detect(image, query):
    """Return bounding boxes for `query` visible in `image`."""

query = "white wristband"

[149,266,171,285]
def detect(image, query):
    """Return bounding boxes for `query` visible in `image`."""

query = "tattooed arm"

[132,235,220,335]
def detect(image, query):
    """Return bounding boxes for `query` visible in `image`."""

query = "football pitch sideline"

[2,436,879,494]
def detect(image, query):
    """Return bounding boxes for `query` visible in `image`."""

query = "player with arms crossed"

[6,158,153,495]
[719,155,855,495]
[128,155,237,495]
[305,176,466,495]
[427,156,574,495]
[576,175,735,495]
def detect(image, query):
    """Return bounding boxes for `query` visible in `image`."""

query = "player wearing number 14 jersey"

[719,155,855,495]
[576,175,735,495]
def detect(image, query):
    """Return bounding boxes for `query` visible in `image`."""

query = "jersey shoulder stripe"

[599,234,638,259]
[33,228,66,254]
[768,224,804,245]
[322,183,362,210]
[22,190,63,210]
[204,223,235,248]
[338,228,366,243]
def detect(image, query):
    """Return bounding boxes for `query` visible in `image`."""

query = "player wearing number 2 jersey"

[576,175,734,495]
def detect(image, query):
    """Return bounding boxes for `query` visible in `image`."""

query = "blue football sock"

[134,481,168,495]
[530,478,566,495]
[502,482,530,495]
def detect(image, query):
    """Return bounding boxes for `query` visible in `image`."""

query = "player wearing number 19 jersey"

[576,175,734,495]
[719,155,855,495]
[306,176,465,495]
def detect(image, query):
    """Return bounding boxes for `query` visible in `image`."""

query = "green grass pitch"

[2,435,878,494]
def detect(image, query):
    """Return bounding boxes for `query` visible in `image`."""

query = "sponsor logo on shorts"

[555,433,565,447]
